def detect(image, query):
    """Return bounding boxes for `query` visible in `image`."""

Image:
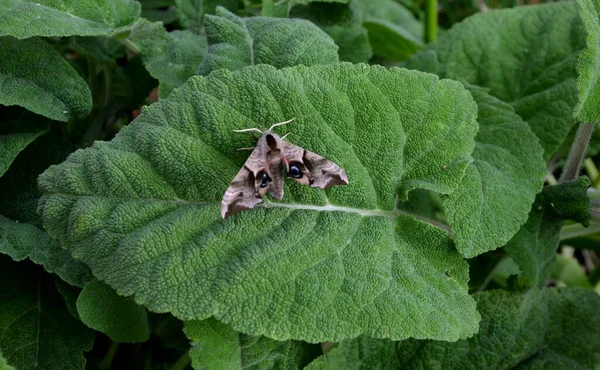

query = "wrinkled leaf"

[0,216,91,287]
[539,177,591,227]
[129,20,208,97]
[262,0,351,18]
[290,2,373,63]
[38,64,479,342]
[0,257,95,370]
[305,336,399,370]
[199,7,339,75]
[444,85,545,258]
[407,2,586,158]
[77,279,151,343]
[0,37,92,121]
[574,0,600,122]
[184,318,320,369]
[175,0,240,31]
[0,0,140,38]
[394,288,600,369]
[0,119,48,177]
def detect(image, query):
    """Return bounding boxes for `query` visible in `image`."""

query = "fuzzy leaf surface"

[0,37,92,121]
[199,7,339,75]
[184,318,320,369]
[443,85,545,257]
[574,0,600,121]
[38,64,479,342]
[394,288,600,369]
[77,279,151,342]
[305,336,399,370]
[407,2,586,157]
[0,257,95,370]
[130,20,208,97]
[175,0,239,31]
[0,0,140,38]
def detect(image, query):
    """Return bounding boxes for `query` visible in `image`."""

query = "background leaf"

[0,37,92,121]
[0,350,14,370]
[184,318,321,369]
[574,0,600,122]
[77,279,151,343]
[0,257,95,370]
[394,288,600,369]
[38,64,479,342]
[175,0,240,31]
[199,7,339,76]
[443,85,545,258]
[0,0,140,38]
[0,119,48,177]
[406,2,586,158]
[305,336,399,370]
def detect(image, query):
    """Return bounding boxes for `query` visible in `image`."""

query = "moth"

[221,119,349,219]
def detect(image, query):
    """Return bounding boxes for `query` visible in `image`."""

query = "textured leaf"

[0,216,91,287]
[574,0,600,122]
[395,288,600,370]
[407,2,586,158]
[199,7,339,76]
[0,120,48,177]
[356,0,422,61]
[262,0,351,18]
[38,64,479,342]
[0,37,92,121]
[185,318,320,369]
[0,0,140,38]
[539,177,591,227]
[130,20,208,97]
[77,279,151,343]
[290,2,373,63]
[0,257,95,370]
[443,85,545,258]
[305,336,399,370]
[175,0,240,31]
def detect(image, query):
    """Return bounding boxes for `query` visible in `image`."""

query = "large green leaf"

[394,288,600,369]
[0,0,140,38]
[443,85,545,258]
[0,216,91,287]
[0,37,92,121]
[0,119,48,177]
[0,257,95,370]
[407,2,586,158]
[77,279,150,342]
[129,20,208,97]
[199,7,339,76]
[290,2,373,63]
[175,0,240,31]
[184,318,320,369]
[574,0,600,122]
[38,64,479,342]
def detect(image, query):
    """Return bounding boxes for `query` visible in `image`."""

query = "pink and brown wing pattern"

[282,141,349,189]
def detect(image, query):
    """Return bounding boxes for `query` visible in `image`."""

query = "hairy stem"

[560,122,596,183]
[98,341,119,370]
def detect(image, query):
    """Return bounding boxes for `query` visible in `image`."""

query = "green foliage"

[175,0,240,31]
[574,0,600,122]
[0,350,14,370]
[0,257,95,370]
[185,318,320,369]
[407,2,586,158]
[0,119,48,177]
[77,279,151,342]
[0,37,92,121]
[199,7,339,75]
[539,177,591,227]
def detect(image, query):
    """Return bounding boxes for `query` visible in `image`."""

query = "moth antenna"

[268,118,295,132]
[236,147,255,151]
[281,132,291,140]
[232,128,263,134]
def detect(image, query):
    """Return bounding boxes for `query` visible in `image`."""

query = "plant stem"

[559,122,596,183]
[170,352,191,370]
[98,341,119,370]
[584,158,599,187]
[425,0,438,43]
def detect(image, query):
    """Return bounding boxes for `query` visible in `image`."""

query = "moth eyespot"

[288,165,303,179]
[260,173,270,188]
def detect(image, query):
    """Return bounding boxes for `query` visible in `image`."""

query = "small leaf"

[0,216,92,287]
[38,64,479,342]
[199,7,339,75]
[77,279,151,343]
[539,177,591,227]
[184,318,321,369]
[356,0,422,61]
[0,257,95,370]
[444,85,545,258]
[407,2,586,158]
[175,0,240,31]
[553,254,593,288]
[0,119,48,177]
[0,37,92,121]
[0,0,140,38]
[129,20,208,97]
[574,0,600,122]
[394,288,600,369]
